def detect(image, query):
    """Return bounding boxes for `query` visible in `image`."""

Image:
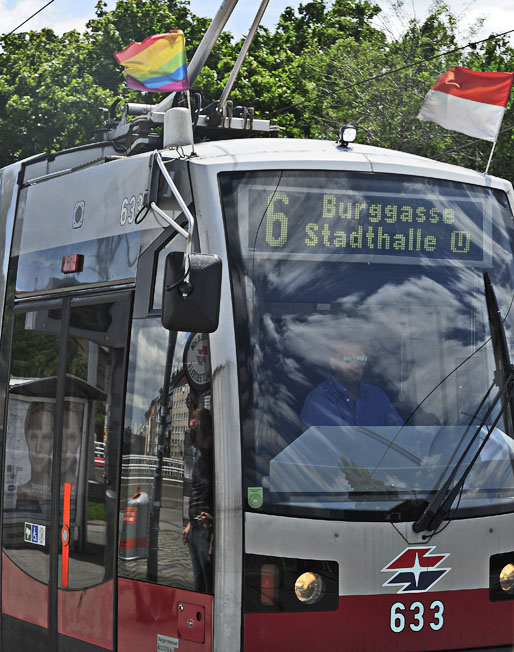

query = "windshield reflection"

[221,170,514,520]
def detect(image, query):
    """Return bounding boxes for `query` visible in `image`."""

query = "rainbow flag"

[114,30,189,93]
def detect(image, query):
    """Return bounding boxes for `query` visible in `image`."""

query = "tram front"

[212,141,514,651]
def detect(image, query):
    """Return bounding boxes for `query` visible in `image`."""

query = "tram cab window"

[221,170,514,521]
[120,311,214,593]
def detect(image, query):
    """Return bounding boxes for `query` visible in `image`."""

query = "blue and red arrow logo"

[381,546,450,593]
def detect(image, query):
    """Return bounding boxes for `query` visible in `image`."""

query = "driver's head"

[330,341,368,387]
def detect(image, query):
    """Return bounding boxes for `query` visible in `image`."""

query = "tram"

[0,1,514,651]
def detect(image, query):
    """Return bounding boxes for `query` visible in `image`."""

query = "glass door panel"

[3,306,62,584]
[1,294,131,652]
[57,296,130,649]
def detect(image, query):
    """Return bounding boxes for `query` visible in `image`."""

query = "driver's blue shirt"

[301,377,403,427]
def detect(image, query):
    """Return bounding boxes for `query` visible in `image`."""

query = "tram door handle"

[61,482,71,588]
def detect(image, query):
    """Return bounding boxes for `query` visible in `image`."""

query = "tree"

[2,0,514,178]
[296,3,460,148]
[229,0,384,137]
[0,28,115,164]
[296,1,514,176]
[461,33,514,176]
[0,0,204,166]
[0,0,385,164]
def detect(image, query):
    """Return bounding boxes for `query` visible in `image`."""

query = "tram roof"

[11,136,512,198]
[180,137,511,192]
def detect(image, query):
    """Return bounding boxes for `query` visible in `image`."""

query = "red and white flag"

[418,66,514,142]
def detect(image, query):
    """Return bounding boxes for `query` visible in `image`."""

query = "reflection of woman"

[16,401,83,518]
[16,402,54,514]
[61,402,83,486]
[182,408,214,593]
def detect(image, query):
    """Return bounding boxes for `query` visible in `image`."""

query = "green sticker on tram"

[248,487,263,509]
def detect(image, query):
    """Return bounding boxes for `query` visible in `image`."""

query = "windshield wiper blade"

[413,273,514,533]
[483,271,514,437]
[412,373,513,533]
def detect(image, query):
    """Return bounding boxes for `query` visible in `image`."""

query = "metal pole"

[186,91,196,155]
[219,0,270,110]
[147,330,177,582]
[188,0,239,86]
[153,0,239,114]
[485,139,497,174]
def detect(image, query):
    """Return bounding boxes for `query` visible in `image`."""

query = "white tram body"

[0,134,513,652]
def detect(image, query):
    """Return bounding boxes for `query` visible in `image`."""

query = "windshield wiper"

[483,271,514,438]
[413,273,514,533]
[412,375,513,532]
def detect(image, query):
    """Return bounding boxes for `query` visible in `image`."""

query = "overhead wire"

[269,26,514,118]
[4,1,514,160]
[435,123,514,158]
[5,0,55,37]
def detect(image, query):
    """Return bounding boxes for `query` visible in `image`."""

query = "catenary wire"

[269,26,514,118]
[5,0,55,37]
[435,123,514,158]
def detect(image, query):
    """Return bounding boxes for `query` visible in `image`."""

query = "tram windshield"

[221,169,514,521]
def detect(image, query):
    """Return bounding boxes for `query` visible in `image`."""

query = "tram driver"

[301,339,403,427]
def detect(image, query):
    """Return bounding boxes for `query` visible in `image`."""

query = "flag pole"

[186,90,196,155]
[485,139,497,174]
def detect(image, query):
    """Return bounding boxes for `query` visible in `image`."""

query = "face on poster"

[4,397,85,519]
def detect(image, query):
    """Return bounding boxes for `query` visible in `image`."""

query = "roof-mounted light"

[338,125,357,147]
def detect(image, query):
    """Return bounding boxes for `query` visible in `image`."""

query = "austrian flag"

[418,66,514,142]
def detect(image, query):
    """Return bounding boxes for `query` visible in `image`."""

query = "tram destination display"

[246,184,490,265]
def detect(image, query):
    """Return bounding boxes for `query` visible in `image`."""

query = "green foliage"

[340,455,399,494]
[88,500,107,521]
[1,0,514,177]
[11,312,59,379]
[0,28,115,163]
[10,313,88,380]
[291,0,514,176]
[300,4,461,150]
[273,0,383,55]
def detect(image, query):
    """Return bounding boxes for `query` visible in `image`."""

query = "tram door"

[2,292,131,652]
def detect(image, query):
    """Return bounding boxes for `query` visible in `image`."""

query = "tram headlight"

[499,563,514,594]
[244,554,338,612]
[490,552,514,601]
[294,571,324,604]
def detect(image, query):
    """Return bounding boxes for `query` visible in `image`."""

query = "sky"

[2,0,514,44]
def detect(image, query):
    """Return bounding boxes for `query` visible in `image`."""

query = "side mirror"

[162,252,222,332]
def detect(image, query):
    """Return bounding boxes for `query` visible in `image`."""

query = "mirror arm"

[151,152,195,254]
[150,202,189,239]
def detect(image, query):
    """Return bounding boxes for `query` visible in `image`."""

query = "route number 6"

[390,600,444,633]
